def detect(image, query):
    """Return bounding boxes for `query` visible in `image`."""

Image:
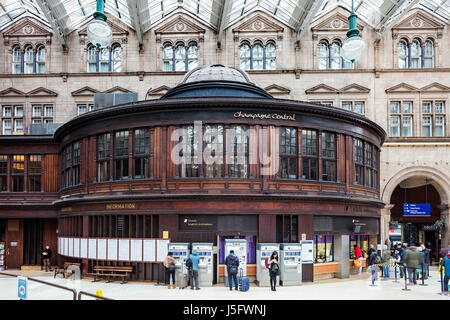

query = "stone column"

[381,204,394,247]
[335,235,349,279]
[438,203,450,248]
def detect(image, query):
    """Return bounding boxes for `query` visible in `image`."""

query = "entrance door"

[404,223,419,245]
[6,241,20,269]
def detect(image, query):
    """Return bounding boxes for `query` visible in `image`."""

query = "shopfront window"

[349,234,369,259]
[313,235,334,263]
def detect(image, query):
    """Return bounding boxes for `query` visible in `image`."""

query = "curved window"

[321,132,336,181]
[252,42,264,70]
[240,43,251,70]
[87,44,122,72]
[301,130,318,180]
[280,127,297,179]
[318,41,329,70]
[229,125,249,178]
[330,41,341,69]
[240,41,276,70]
[398,39,409,69]
[12,46,22,74]
[36,46,46,73]
[24,46,34,74]
[163,44,174,72]
[410,39,421,69]
[265,42,276,70]
[163,43,198,72]
[423,40,434,68]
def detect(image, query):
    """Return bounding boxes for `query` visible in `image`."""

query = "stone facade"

[1,7,449,246]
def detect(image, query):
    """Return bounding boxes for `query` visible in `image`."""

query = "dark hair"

[230,250,234,254]
[270,251,278,260]
[168,252,173,256]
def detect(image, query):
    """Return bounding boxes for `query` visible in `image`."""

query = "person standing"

[397,243,406,278]
[268,251,279,291]
[440,250,450,296]
[188,251,200,290]
[403,243,421,285]
[354,244,363,275]
[368,248,379,281]
[163,252,177,289]
[419,244,429,280]
[381,245,391,279]
[225,250,240,291]
[41,245,52,272]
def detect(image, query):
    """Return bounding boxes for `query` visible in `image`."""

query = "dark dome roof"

[161,64,272,99]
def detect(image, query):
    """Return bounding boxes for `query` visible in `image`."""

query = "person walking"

[41,245,52,272]
[403,243,421,285]
[368,248,380,281]
[397,243,406,278]
[381,245,391,279]
[440,250,450,296]
[354,244,363,275]
[163,252,177,289]
[188,251,201,290]
[225,250,240,291]
[268,251,279,291]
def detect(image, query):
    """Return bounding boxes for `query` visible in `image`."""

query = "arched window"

[163,44,174,72]
[87,43,122,72]
[240,41,277,70]
[111,44,122,72]
[24,46,34,74]
[423,39,434,68]
[410,39,421,68]
[163,42,198,72]
[12,46,22,74]
[265,42,276,70]
[398,39,409,69]
[330,41,341,69]
[36,46,45,73]
[239,43,251,70]
[252,42,264,70]
[318,41,329,70]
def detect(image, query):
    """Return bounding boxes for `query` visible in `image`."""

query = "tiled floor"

[0,266,448,300]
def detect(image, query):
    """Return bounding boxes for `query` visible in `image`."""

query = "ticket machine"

[167,243,190,283]
[256,243,280,287]
[279,243,302,286]
[191,243,213,287]
[224,239,247,286]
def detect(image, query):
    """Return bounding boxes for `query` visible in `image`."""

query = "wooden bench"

[54,262,82,279]
[86,266,133,284]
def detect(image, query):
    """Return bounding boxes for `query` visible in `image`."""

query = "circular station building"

[50,64,385,283]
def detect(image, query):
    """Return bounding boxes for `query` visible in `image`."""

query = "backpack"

[374,254,381,264]
[185,257,192,270]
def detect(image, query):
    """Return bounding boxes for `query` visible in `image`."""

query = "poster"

[80,239,88,259]
[301,240,313,263]
[88,239,97,259]
[130,239,143,261]
[107,239,118,260]
[97,239,107,260]
[156,239,169,262]
[143,239,156,262]
[118,239,130,261]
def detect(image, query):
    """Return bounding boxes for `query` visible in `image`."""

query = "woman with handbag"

[163,252,177,289]
[268,251,279,291]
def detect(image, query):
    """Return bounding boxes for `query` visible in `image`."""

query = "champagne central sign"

[234,111,296,121]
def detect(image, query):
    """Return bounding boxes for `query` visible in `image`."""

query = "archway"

[381,166,450,263]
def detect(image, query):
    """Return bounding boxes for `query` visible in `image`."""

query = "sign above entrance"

[403,203,431,216]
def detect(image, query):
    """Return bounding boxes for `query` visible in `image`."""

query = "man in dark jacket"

[397,243,406,278]
[404,243,421,285]
[225,250,240,291]
[419,244,430,279]
[41,245,52,272]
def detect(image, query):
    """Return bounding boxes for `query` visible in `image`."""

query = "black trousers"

[269,271,277,288]
[228,272,238,289]
[165,268,175,285]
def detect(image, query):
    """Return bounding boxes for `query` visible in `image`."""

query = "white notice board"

[118,239,130,261]
[68,238,74,257]
[107,239,118,260]
[97,239,107,260]
[156,239,169,262]
[301,240,314,263]
[131,240,143,262]
[64,238,69,256]
[143,240,156,262]
[80,239,88,258]
[73,238,80,258]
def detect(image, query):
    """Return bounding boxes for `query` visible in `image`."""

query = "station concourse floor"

[0,266,448,300]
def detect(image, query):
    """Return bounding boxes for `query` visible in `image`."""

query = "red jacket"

[354,246,362,259]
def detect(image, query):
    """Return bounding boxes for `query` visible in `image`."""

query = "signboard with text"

[403,203,431,216]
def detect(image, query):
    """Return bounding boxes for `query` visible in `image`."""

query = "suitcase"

[238,269,249,292]
[178,273,189,289]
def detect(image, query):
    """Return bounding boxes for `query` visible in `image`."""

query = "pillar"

[438,203,450,248]
[334,235,349,279]
[381,204,394,247]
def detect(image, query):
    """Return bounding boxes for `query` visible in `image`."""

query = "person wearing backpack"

[403,243,421,285]
[187,251,201,290]
[268,251,279,291]
[163,252,177,289]
[225,250,240,291]
[381,245,391,279]
[368,250,380,281]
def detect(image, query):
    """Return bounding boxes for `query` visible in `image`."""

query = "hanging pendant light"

[342,0,365,63]
[87,0,112,48]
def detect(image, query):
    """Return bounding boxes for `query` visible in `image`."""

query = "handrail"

[0,271,77,300]
[77,291,114,300]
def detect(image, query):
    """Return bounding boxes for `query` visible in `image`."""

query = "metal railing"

[0,271,112,300]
